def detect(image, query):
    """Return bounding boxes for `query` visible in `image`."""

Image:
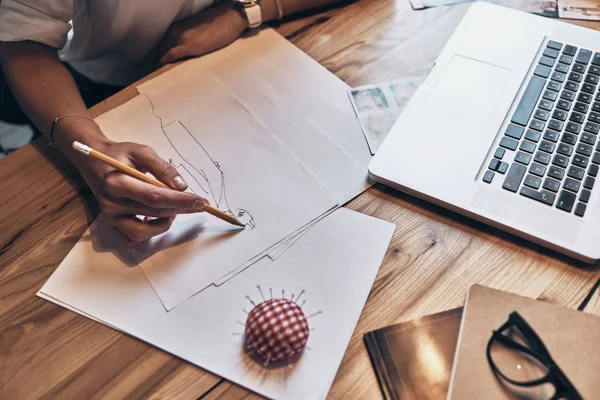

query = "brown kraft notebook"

[448,285,600,399]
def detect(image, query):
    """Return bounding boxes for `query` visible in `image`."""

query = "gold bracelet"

[273,0,284,20]
[49,114,99,147]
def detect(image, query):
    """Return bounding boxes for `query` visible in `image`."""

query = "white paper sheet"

[132,29,373,285]
[96,75,338,310]
[39,209,395,400]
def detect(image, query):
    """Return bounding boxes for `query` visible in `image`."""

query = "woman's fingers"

[104,172,206,211]
[129,145,188,190]
[98,196,201,219]
[107,215,175,244]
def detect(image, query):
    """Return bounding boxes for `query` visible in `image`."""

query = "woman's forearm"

[0,40,109,162]
[262,0,345,22]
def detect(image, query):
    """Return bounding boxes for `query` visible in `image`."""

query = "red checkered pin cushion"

[244,298,310,364]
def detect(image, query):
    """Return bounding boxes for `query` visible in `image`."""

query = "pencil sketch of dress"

[147,94,256,230]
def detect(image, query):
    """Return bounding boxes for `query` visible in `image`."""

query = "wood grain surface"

[1,0,600,399]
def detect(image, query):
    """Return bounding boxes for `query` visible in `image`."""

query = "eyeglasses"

[486,311,582,400]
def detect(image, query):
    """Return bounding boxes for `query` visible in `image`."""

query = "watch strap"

[244,3,262,28]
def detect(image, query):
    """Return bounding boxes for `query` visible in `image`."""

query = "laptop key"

[489,159,499,171]
[589,164,599,177]
[548,119,564,131]
[580,189,591,203]
[575,202,587,217]
[561,133,577,146]
[547,81,561,91]
[552,71,566,83]
[573,154,589,169]
[548,165,565,180]
[557,143,573,156]
[557,190,576,212]
[578,92,592,104]
[552,109,568,121]
[574,102,589,113]
[590,112,600,124]
[581,133,596,145]
[543,90,558,101]
[539,140,555,153]
[568,166,585,180]
[530,119,545,131]
[534,109,549,121]
[559,55,573,65]
[560,90,575,101]
[520,187,555,206]
[515,151,532,165]
[512,76,546,126]
[547,41,563,51]
[556,63,569,74]
[573,63,586,73]
[539,99,553,111]
[544,130,560,143]
[569,72,583,82]
[584,176,595,190]
[594,102,600,113]
[565,81,579,91]
[540,56,556,68]
[593,52,600,65]
[534,151,551,165]
[505,123,524,139]
[585,74,599,85]
[564,178,581,193]
[524,174,542,189]
[570,112,585,124]
[553,154,569,168]
[564,45,578,57]
[565,122,581,134]
[585,122,600,134]
[494,148,505,159]
[483,170,494,183]
[525,129,541,142]
[530,163,546,177]
[520,140,537,154]
[534,65,552,78]
[593,152,600,164]
[498,162,509,174]
[582,83,595,94]
[502,163,527,192]
[543,47,560,58]
[590,65,600,75]
[576,49,592,64]
[543,178,560,192]
[557,100,571,111]
[576,143,593,157]
[500,137,518,150]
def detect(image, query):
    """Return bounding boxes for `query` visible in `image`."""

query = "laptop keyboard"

[483,40,600,217]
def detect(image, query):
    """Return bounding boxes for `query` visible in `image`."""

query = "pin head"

[244,298,309,365]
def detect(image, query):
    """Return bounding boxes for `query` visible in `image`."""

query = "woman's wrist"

[52,116,113,164]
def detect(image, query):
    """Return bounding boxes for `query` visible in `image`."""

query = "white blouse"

[0,0,220,86]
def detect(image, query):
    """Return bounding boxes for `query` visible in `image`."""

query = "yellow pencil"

[72,141,245,228]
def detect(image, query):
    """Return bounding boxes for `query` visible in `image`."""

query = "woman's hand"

[157,1,249,67]
[74,139,207,245]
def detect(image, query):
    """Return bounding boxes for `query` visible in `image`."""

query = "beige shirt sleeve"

[0,0,73,49]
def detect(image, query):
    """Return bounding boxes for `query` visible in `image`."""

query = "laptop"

[369,1,600,263]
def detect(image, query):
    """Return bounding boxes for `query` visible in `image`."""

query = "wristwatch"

[234,0,262,29]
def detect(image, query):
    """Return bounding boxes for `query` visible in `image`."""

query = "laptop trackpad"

[426,55,511,121]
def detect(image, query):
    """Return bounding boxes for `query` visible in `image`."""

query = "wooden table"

[2,0,600,398]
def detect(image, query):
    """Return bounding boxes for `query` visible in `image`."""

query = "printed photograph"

[350,87,389,112]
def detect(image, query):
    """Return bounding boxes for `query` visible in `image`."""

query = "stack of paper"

[92,28,373,311]
[40,209,395,400]
[39,29,397,399]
